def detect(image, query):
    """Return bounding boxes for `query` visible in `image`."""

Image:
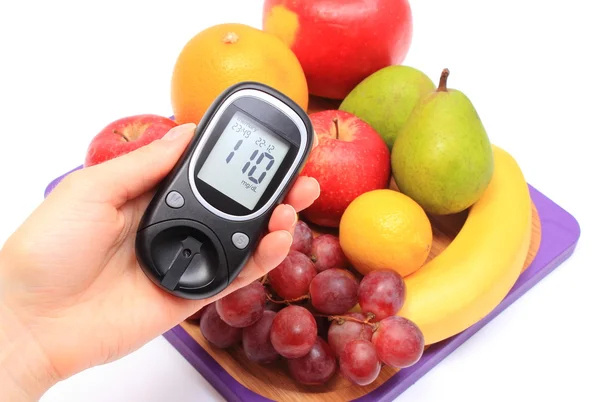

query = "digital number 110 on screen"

[225,114,284,186]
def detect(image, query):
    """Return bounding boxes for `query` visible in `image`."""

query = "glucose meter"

[135,82,313,300]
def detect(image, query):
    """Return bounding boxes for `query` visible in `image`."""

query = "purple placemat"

[44,169,580,402]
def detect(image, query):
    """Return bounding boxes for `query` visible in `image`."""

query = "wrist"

[0,299,59,401]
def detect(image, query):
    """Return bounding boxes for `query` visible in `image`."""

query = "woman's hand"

[0,123,319,400]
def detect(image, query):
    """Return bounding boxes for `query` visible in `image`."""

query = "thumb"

[76,123,196,207]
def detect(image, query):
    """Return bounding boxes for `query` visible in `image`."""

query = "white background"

[0,1,598,401]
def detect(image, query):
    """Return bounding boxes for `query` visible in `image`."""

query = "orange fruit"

[339,189,432,277]
[171,23,309,124]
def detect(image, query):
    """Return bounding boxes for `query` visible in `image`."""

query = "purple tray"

[45,169,580,402]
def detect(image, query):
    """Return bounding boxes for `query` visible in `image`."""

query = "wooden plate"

[179,93,543,400]
[180,204,540,401]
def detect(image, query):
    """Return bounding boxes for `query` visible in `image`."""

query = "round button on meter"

[135,82,314,300]
[165,191,184,208]
[231,232,249,250]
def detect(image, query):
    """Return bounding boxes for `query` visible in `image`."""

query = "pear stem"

[437,68,450,92]
[332,117,339,139]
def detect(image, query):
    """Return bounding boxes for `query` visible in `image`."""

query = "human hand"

[0,123,320,400]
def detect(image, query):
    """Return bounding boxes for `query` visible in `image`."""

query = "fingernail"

[163,123,196,141]
[284,231,294,248]
[286,204,298,226]
[310,177,321,195]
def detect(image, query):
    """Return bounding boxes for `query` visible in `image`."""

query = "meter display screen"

[197,110,291,210]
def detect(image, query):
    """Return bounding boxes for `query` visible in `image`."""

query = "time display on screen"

[197,110,291,210]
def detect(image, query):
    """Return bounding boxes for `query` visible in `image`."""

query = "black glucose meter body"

[135,82,313,300]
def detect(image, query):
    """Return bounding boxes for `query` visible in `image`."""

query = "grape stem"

[315,313,379,331]
[265,293,310,305]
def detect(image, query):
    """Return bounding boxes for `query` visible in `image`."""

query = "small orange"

[171,23,309,124]
[339,189,432,278]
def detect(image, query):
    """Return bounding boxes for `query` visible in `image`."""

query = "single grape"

[309,268,359,315]
[270,305,317,359]
[268,250,317,300]
[200,303,243,349]
[216,281,266,328]
[291,220,313,255]
[358,270,406,321]
[372,316,424,368]
[327,312,374,357]
[288,337,337,385]
[310,234,348,272]
[339,339,381,386]
[242,310,279,364]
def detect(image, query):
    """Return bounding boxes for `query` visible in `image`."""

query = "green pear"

[339,65,435,149]
[391,69,494,215]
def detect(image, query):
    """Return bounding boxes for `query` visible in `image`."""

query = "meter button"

[232,232,250,249]
[165,191,185,209]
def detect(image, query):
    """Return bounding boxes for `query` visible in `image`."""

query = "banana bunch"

[398,145,533,345]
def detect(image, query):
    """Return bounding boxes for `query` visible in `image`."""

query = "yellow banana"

[398,145,532,345]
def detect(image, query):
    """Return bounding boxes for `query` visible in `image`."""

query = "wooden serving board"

[43,97,579,401]
[159,185,578,402]
[173,201,541,402]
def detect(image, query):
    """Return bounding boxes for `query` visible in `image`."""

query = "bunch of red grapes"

[193,220,425,386]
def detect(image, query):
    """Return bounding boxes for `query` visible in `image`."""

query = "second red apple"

[301,110,390,228]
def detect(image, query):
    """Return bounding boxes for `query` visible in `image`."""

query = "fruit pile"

[194,222,425,386]
[79,0,534,391]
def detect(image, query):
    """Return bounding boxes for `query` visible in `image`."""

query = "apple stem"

[113,129,129,142]
[332,117,339,139]
[437,68,450,92]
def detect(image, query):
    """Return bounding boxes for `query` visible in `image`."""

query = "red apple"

[84,114,179,167]
[262,0,413,100]
[300,110,390,227]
